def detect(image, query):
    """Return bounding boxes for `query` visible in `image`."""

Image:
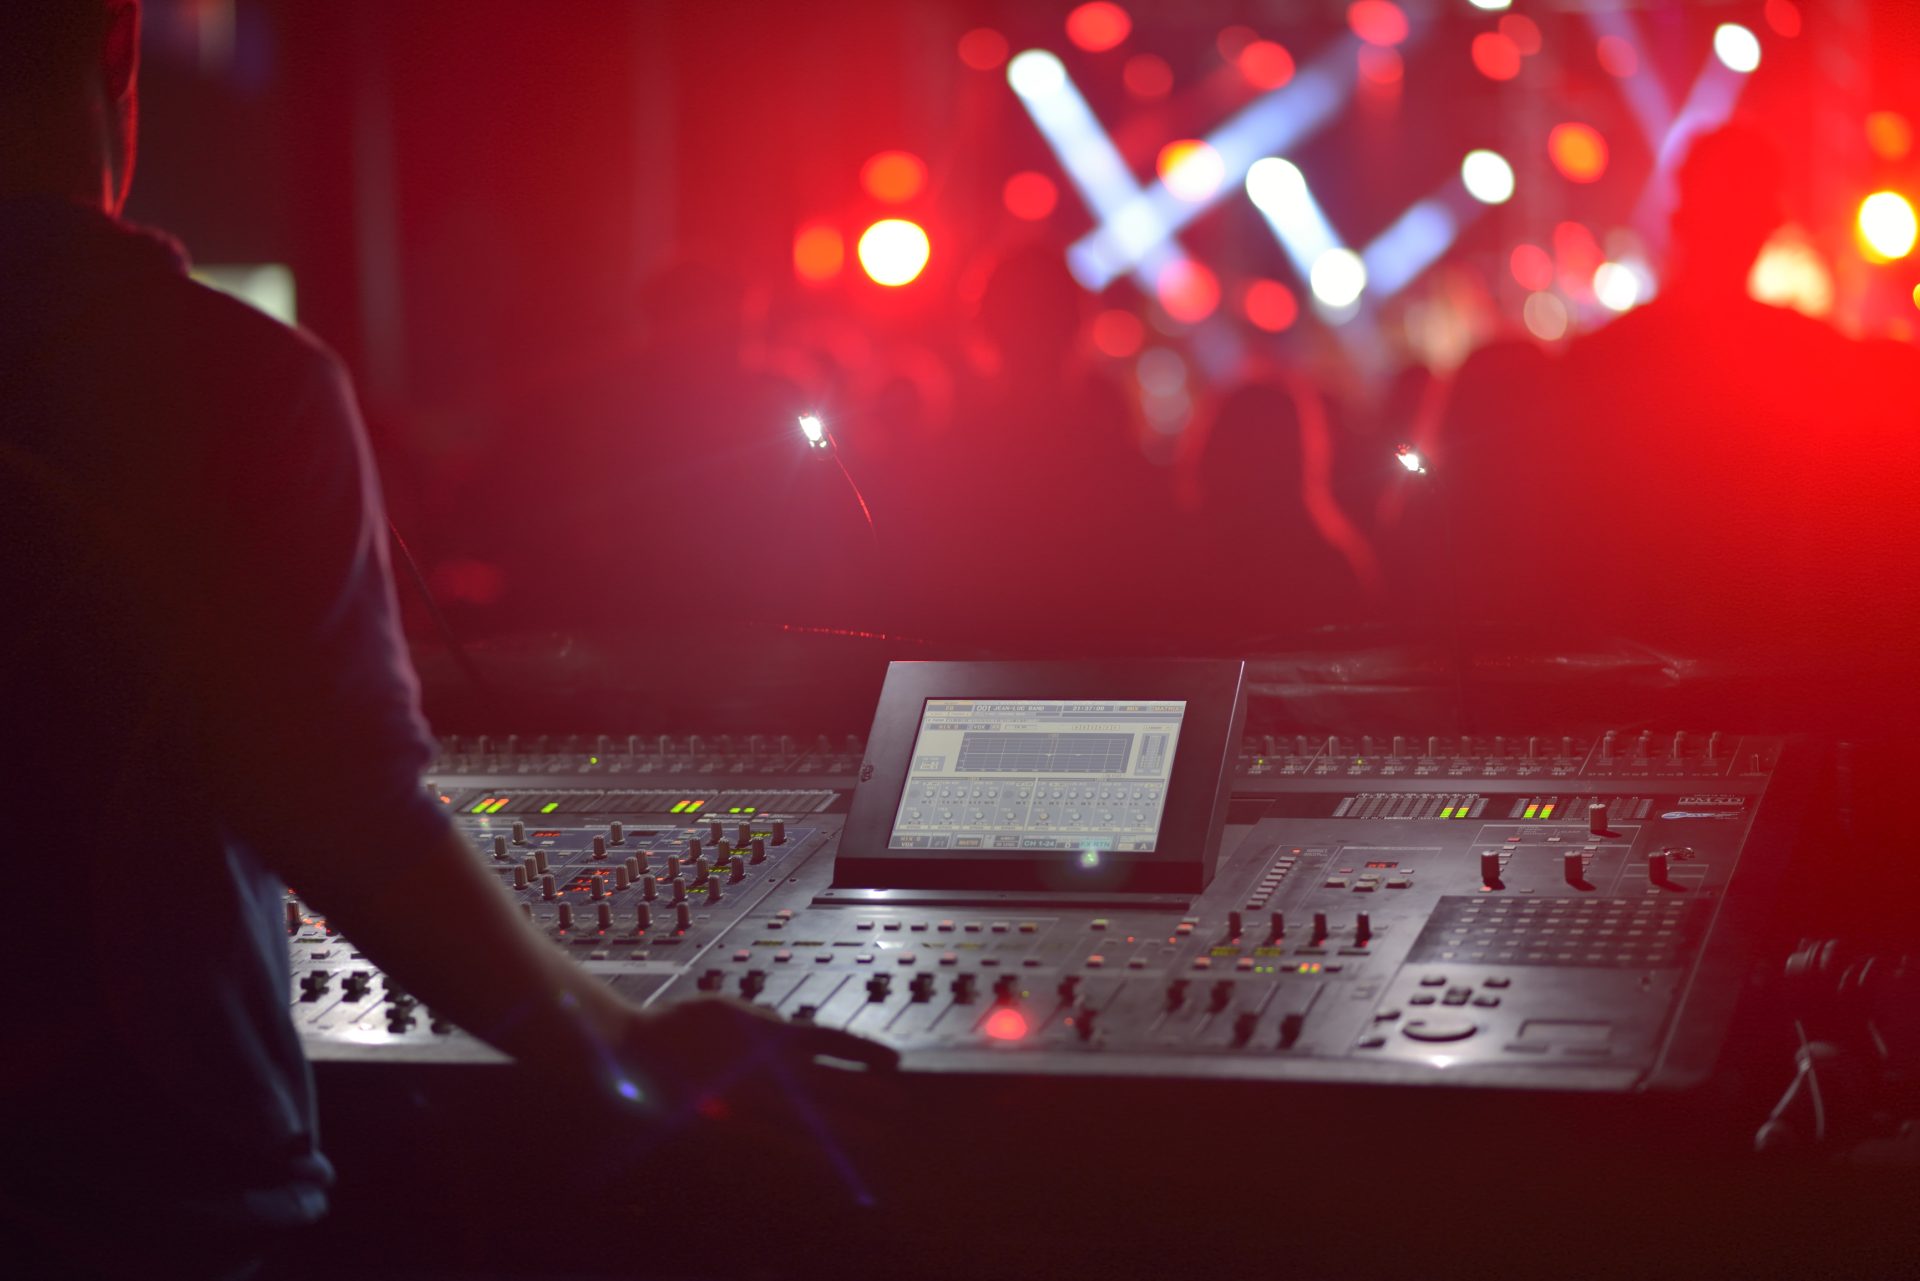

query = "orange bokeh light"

[1238,40,1295,91]
[1548,123,1609,183]
[860,151,927,204]
[1868,111,1914,161]
[1003,171,1059,221]
[792,224,845,284]
[1066,2,1132,53]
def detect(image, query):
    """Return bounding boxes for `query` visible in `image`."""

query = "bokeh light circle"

[1548,123,1609,183]
[856,219,931,286]
[1461,149,1516,204]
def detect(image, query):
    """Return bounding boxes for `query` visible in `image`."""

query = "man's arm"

[188,341,890,1101]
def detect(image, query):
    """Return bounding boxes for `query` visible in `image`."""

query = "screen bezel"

[836,660,1247,894]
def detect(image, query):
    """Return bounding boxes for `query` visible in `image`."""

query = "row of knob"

[440,734,863,761]
[1244,732,1733,762]
[1477,844,1693,890]
[526,898,697,934]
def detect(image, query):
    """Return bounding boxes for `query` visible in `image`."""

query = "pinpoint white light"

[1461,150,1515,205]
[1713,23,1761,74]
[1396,444,1426,475]
[798,414,828,448]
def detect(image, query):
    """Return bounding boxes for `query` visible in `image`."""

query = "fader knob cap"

[715,839,731,862]
[1563,851,1584,887]
[665,855,682,881]
[1480,851,1502,888]
[512,866,528,891]
[635,902,652,933]
[709,820,724,843]
[1227,910,1243,939]
[738,822,752,845]
[771,820,787,846]
[729,854,746,883]
[1311,912,1329,943]
[534,850,550,874]
[510,822,525,845]
[1649,850,1671,885]
[1588,802,1609,837]
[641,874,658,902]
[706,875,722,904]
[541,874,557,901]
[671,877,688,904]
[674,902,692,931]
[1355,912,1373,945]
[589,878,604,901]
[592,835,607,860]
[750,838,767,864]
[285,901,301,933]
[492,835,509,860]
[615,865,630,891]
[556,903,574,931]
[596,902,612,932]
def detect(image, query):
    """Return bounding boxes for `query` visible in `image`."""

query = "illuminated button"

[1191,956,1213,970]
[897,952,918,965]
[1090,919,1108,931]
[991,922,1010,933]
[1175,923,1195,936]
[857,921,876,930]
[1019,922,1038,933]
[774,950,793,963]
[1236,957,1255,971]
[940,952,959,965]
[814,953,831,963]
[856,954,874,964]
[1087,954,1106,968]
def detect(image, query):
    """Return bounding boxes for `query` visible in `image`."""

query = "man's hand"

[612,998,898,1119]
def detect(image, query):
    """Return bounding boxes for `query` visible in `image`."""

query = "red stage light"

[1066,2,1131,54]
[1003,171,1059,221]
[1347,2,1409,48]
[1091,309,1145,358]
[1509,243,1554,292]
[1237,40,1295,91]
[1471,32,1522,81]
[1596,35,1638,79]
[983,1008,1029,1041]
[857,220,931,287]
[1123,53,1173,99]
[1156,260,1221,324]
[793,224,845,284]
[861,151,927,204]
[1359,45,1404,84]
[1765,0,1802,38]
[1216,25,1258,62]
[1548,123,1608,183]
[1243,279,1299,333]
[1499,13,1542,56]
[957,27,1009,72]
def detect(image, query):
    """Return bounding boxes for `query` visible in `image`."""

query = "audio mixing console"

[290,662,1808,1093]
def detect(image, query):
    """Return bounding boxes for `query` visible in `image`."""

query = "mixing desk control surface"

[293,669,1804,1092]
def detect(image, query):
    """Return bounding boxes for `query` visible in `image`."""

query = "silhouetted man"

[0,5,889,1277]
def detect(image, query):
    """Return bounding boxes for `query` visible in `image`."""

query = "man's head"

[0,0,141,213]
[1668,124,1787,293]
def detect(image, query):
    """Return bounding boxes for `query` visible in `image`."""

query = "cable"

[387,518,506,724]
